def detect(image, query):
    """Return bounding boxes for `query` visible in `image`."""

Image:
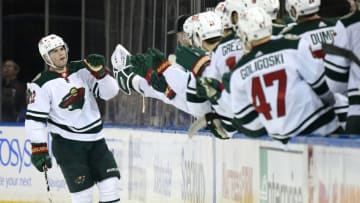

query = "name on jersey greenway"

[240,53,284,80]
[222,41,242,56]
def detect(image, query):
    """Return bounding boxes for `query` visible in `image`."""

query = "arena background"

[0,0,351,127]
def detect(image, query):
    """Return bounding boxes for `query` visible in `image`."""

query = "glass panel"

[3,0,45,83]
[84,0,105,55]
[49,0,81,61]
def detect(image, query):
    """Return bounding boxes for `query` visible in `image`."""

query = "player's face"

[177,32,192,47]
[49,46,68,68]
[231,12,238,26]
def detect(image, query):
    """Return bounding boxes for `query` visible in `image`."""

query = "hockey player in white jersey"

[112,12,230,138]
[185,0,247,137]
[175,11,238,138]
[230,7,340,143]
[25,34,121,202]
[282,0,347,93]
[341,1,360,133]
[281,0,349,130]
[323,0,360,133]
[193,0,278,137]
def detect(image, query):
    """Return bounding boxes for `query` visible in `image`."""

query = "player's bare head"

[183,11,223,51]
[285,0,321,21]
[38,34,69,69]
[236,7,272,52]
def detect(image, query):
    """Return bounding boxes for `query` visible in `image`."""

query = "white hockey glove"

[111,44,135,95]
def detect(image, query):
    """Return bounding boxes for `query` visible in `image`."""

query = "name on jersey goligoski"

[240,53,284,80]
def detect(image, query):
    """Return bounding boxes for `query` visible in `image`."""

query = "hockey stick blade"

[188,116,207,138]
[322,43,360,67]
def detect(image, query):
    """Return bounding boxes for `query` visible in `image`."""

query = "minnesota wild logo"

[59,87,85,111]
[74,175,86,184]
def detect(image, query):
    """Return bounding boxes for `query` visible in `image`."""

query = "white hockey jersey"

[335,11,360,118]
[202,32,245,135]
[282,18,348,94]
[25,61,119,143]
[203,32,244,79]
[230,36,339,140]
[187,33,244,119]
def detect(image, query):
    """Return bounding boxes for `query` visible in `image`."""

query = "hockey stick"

[188,113,229,139]
[188,116,207,138]
[322,43,360,67]
[43,166,53,203]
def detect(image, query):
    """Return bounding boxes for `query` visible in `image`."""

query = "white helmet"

[183,16,196,47]
[38,34,68,68]
[215,1,232,30]
[236,7,272,51]
[185,11,223,49]
[285,0,321,21]
[224,0,256,31]
[257,0,280,20]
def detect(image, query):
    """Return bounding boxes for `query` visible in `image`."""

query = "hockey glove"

[175,45,211,77]
[84,54,108,79]
[145,48,172,74]
[31,143,52,172]
[148,71,176,99]
[129,54,153,79]
[116,64,136,95]
[143,49,176,99]
[205,113,229,139]
[196,77,224,104]
[111,44,136,95]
